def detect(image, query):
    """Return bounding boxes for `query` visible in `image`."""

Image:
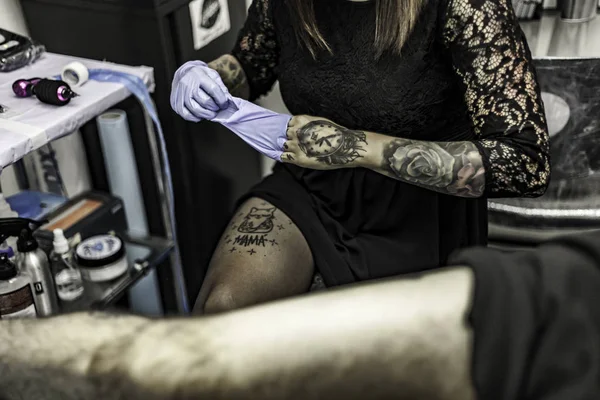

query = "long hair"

[287,0,426,58]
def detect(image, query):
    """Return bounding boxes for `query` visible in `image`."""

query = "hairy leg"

[195,197,314,314]
[0,267,476,400]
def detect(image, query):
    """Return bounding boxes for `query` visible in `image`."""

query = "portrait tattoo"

[231,207,280,254]
[297,120,367,165]
[382,139,486,198]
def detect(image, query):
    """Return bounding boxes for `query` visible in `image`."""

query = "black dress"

[231,0,549,287]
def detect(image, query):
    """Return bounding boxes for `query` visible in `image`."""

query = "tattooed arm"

[206,0,280,101]
[282,116,487,198]
[208,55,250,99]
[372,135,486,198]
[227,0,281,101]
[0,269,476,400]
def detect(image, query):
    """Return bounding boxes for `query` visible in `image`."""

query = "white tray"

[0,53,155,173]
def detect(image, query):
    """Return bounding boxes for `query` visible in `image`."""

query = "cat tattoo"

[233,207,279,253]
[238,207,276,234]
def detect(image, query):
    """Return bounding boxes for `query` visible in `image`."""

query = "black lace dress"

[232,0,549,286]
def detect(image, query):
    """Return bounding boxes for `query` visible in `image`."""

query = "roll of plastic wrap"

[96,110,162,316]
[61,61,89,88]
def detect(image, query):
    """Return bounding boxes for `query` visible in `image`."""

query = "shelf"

[488,222,600,245]
[0,53,154,173]
[59,232,173,313]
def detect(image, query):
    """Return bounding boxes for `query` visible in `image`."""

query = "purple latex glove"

[212,97,291,161]
[170,61,230,122]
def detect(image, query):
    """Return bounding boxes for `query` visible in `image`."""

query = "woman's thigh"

[194,197,315,314]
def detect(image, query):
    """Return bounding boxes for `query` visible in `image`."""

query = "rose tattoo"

[384,139,486,197]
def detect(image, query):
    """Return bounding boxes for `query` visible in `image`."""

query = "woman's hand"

[170,61,231,122]
[281,115,370,169]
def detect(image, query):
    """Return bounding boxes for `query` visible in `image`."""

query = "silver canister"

[18,248,59,317]
[561,0,598,22]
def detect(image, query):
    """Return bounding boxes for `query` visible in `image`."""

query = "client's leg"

[198,266,477,400]
[195,197,314,314]
[3,232,600,399]
[0,267,476,400]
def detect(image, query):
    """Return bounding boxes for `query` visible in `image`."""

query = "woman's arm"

[283,0,550,199]
[284,117,486,198]
[208,55,250,99]
[209,0,279,101]
[0,268,476,400]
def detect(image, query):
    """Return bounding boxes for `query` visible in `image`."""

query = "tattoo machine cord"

[79,67,190,313]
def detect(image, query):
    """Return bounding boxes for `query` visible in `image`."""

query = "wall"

[0,0,28,35]
[521,13,600,57]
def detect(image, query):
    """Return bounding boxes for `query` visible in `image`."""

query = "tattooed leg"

[208,54,250,100]
[194,197,314,314]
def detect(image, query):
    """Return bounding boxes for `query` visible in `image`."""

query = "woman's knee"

[197,285,242,315]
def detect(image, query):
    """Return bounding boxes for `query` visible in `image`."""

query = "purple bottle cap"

[0,246,14,259]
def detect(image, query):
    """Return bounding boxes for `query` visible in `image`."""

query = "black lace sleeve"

[232,0,280,101]
[441,0,550,198]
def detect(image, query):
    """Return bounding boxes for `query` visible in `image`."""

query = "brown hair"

[287,0,426,58]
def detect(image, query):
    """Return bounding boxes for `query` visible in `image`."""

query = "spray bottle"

[0,218,59,316]
[50,229,84,301]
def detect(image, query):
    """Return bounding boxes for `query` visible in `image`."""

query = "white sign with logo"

[189,0,231,50]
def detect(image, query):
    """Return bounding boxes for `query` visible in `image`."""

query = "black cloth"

[231,0,549,286]
[450,231,600,400]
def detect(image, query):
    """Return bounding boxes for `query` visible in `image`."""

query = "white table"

[0,53,154,173]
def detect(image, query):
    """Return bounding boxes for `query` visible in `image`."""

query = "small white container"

[75,234,128,282]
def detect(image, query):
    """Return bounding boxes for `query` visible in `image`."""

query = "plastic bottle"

[0,252,37,319]
[0,218,59,316]
[16,227,59,316]
[50,229,84,301]
[0,242,14,260]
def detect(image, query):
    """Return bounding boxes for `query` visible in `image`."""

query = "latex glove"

[212,97,291,161]
[170,61,230,122]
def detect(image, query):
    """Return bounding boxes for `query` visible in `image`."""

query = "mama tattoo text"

[225,207,280,255]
